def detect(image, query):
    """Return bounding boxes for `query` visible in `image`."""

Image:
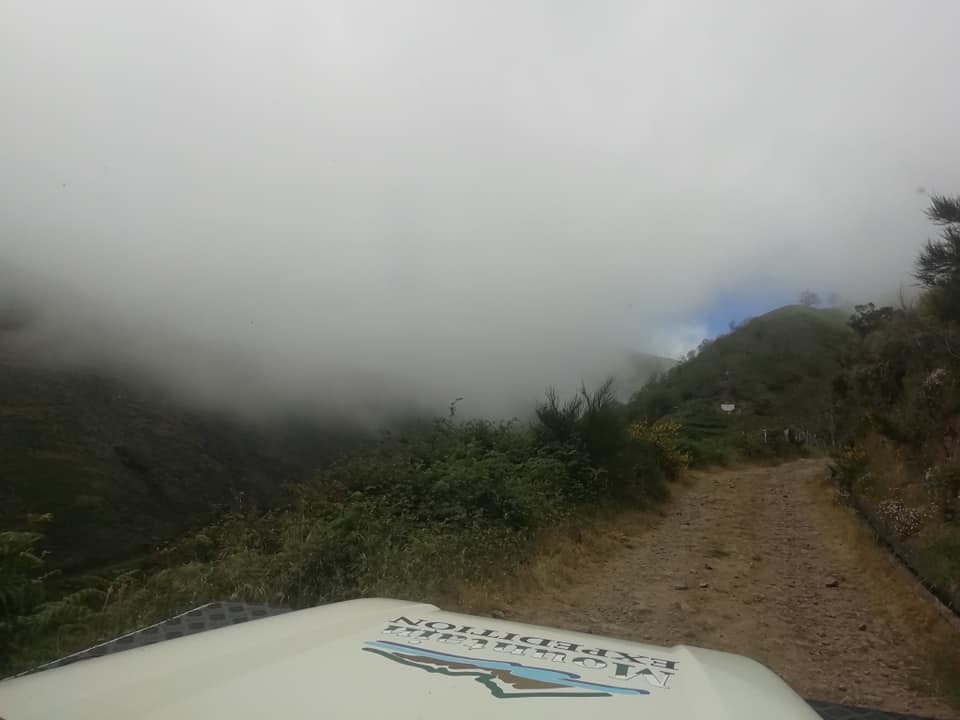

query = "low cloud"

[2,1,958,421]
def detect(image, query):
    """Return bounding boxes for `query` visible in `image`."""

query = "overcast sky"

[2,1,959,421]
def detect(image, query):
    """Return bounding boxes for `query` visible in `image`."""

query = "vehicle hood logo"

[363,640,650,699]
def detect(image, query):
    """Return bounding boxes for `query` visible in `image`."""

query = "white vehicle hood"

[0,597,820,719]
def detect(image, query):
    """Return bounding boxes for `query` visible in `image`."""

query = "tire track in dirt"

[499,459,960,719]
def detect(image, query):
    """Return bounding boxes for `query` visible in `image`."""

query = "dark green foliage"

[635,385,679,421]
[0,387,676,676]
[629,305,851,464]
[0,355,371,571]
[829,445,865,490]
[574,380,630,473]
[832,374,849,400]
[914,194,960,322]
[829,192,960,626]
[535,380,672,501]
[534,387,585,446]
[0,515,56,668]
[925,537,960,588]
[915,195,960,290]
[835,299,960,450]
[677,436,731,467]
[920,280,960,323]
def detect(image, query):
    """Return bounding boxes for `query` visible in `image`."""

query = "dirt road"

[492,460,960,718]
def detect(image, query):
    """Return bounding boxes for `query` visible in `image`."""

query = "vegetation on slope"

[830,194,960,612]
[629,305,851,465]
[0,381,686,675]
[0,354,370,571]
[9,195,958,686]
[824,194,960,701]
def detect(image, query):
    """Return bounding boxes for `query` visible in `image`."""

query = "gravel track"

[502,459,960,719]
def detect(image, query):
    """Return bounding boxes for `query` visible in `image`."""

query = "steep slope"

[830,300,960,614]
[0,354,369,570]
[629,305,851,453]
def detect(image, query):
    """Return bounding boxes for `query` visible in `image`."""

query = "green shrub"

[630,421,690,478]
[679,437,731,467]
[921,537,960,592]
[829,445,868,490]
[2,390,676,675]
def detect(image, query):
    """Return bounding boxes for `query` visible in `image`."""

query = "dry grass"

[856,436,928,503]
[813,468,960,710]
[921,643,960,709]
[452,505,665,618]
[452,469,701,618]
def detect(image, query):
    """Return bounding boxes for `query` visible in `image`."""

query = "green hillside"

[629,305,852,460]
[0,372,685,676]
[0,353,368,571]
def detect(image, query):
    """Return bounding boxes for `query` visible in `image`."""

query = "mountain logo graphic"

[362,640,650,700]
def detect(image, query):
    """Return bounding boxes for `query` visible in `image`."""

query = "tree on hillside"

[799,290,821,307]
[915,194,960,288]
[914,194,960,320]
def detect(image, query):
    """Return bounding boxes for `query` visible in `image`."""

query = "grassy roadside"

[453,502,673,619]
[1,386,689,676]
[456,460,960,714]
[830,447,960,711]
[820,462,960,712]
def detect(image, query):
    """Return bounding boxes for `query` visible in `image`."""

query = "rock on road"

[495,459,960,719]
